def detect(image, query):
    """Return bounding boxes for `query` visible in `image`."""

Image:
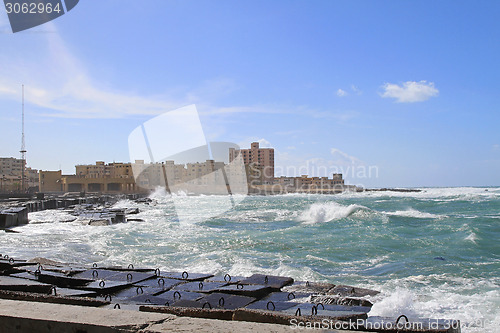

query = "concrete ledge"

[0,299,310,333]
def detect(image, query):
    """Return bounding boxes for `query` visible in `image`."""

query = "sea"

[1,187,499,332]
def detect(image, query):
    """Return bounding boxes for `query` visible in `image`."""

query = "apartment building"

[229,142,274,184]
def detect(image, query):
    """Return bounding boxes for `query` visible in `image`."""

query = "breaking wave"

[299,202,370,224]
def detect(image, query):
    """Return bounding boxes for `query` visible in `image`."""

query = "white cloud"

[330,148,363,165]
[336,88,347,97]
[351,84,362,95]
[237,138,273,149]
[381,80,439,103]
[257,138,272,148]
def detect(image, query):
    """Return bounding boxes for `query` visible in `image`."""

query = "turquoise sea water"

[1,187,499,332]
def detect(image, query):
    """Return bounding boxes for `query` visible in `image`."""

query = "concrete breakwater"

[0,255,461,332]
[0,194,147,229]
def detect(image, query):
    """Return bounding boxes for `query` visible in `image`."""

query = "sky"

[0,1,499,188]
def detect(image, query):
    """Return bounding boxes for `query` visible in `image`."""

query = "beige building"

[41,159,234,194]
[229,142,274,184]
[270,174,345,193]
[0,157,25,176]
[0,157,38,192]
[39,170,63,192]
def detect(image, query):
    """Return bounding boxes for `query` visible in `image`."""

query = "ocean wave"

[299,202,370,224]
[370,275,500,333]
[340,187,500,202]
[465,233,479,243]
[383,208,445,219]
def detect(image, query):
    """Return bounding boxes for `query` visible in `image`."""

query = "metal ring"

[317,302,324,310]
[136,286,144,294]
[34,269,41,277]
[305,281,310,287]
[224,273,231,282]
[396,314,409,325]
[155,268,160,276]
[50,286,57,296]
[218,297,225,307]
[145,299,151,303]
[8,258,14,263]
[3,255,8,259]
[128,264,134,269]
[295,308,301,316]
[288,292,295,300]
[264,275,269,284]
[198,282,204,290]
[127,273,133,281]
[181,271,189,279]
[164,301,169,306]
[173,291,181,300]
[92,263,97,268]
[311,305,318,316]
[236,283,244,289]
[92,270,99,278]
[266,301,275,311]
[99,280,105,288]
[38,264,44,271]
[105,295,112,302]
[158,278,165,287]
[114,304,121,309]
[202,302,212,309]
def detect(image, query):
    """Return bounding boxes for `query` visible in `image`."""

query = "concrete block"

[216,283,273,298]
[239,274,294,289]
[282,281,335,294]
[329,284,380,297]
[160,271,214,281]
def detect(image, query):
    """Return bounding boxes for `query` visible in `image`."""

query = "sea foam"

[383,208,445,219]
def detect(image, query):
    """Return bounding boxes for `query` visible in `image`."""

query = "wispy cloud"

[0,28,361,122]
[0,29,186,118]
[351,84,362,95]
[330,148,363,165]
[336,88,347,97]
[380,80,439,103]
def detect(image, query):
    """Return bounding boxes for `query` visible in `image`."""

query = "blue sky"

[0,1,499,187]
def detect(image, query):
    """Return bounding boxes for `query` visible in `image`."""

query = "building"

[294,174,344,190]
[39,170,62,192]
[229,142,274,184]
[0,157,25,176]
[39,159,233,194]
[0,157,38,192]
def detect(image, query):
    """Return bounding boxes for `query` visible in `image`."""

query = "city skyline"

[1,1,499,188]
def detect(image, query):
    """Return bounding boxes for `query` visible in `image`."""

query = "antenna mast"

[20,85,26,192]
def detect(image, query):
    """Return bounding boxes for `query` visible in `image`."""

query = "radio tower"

[20,85,26,192]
